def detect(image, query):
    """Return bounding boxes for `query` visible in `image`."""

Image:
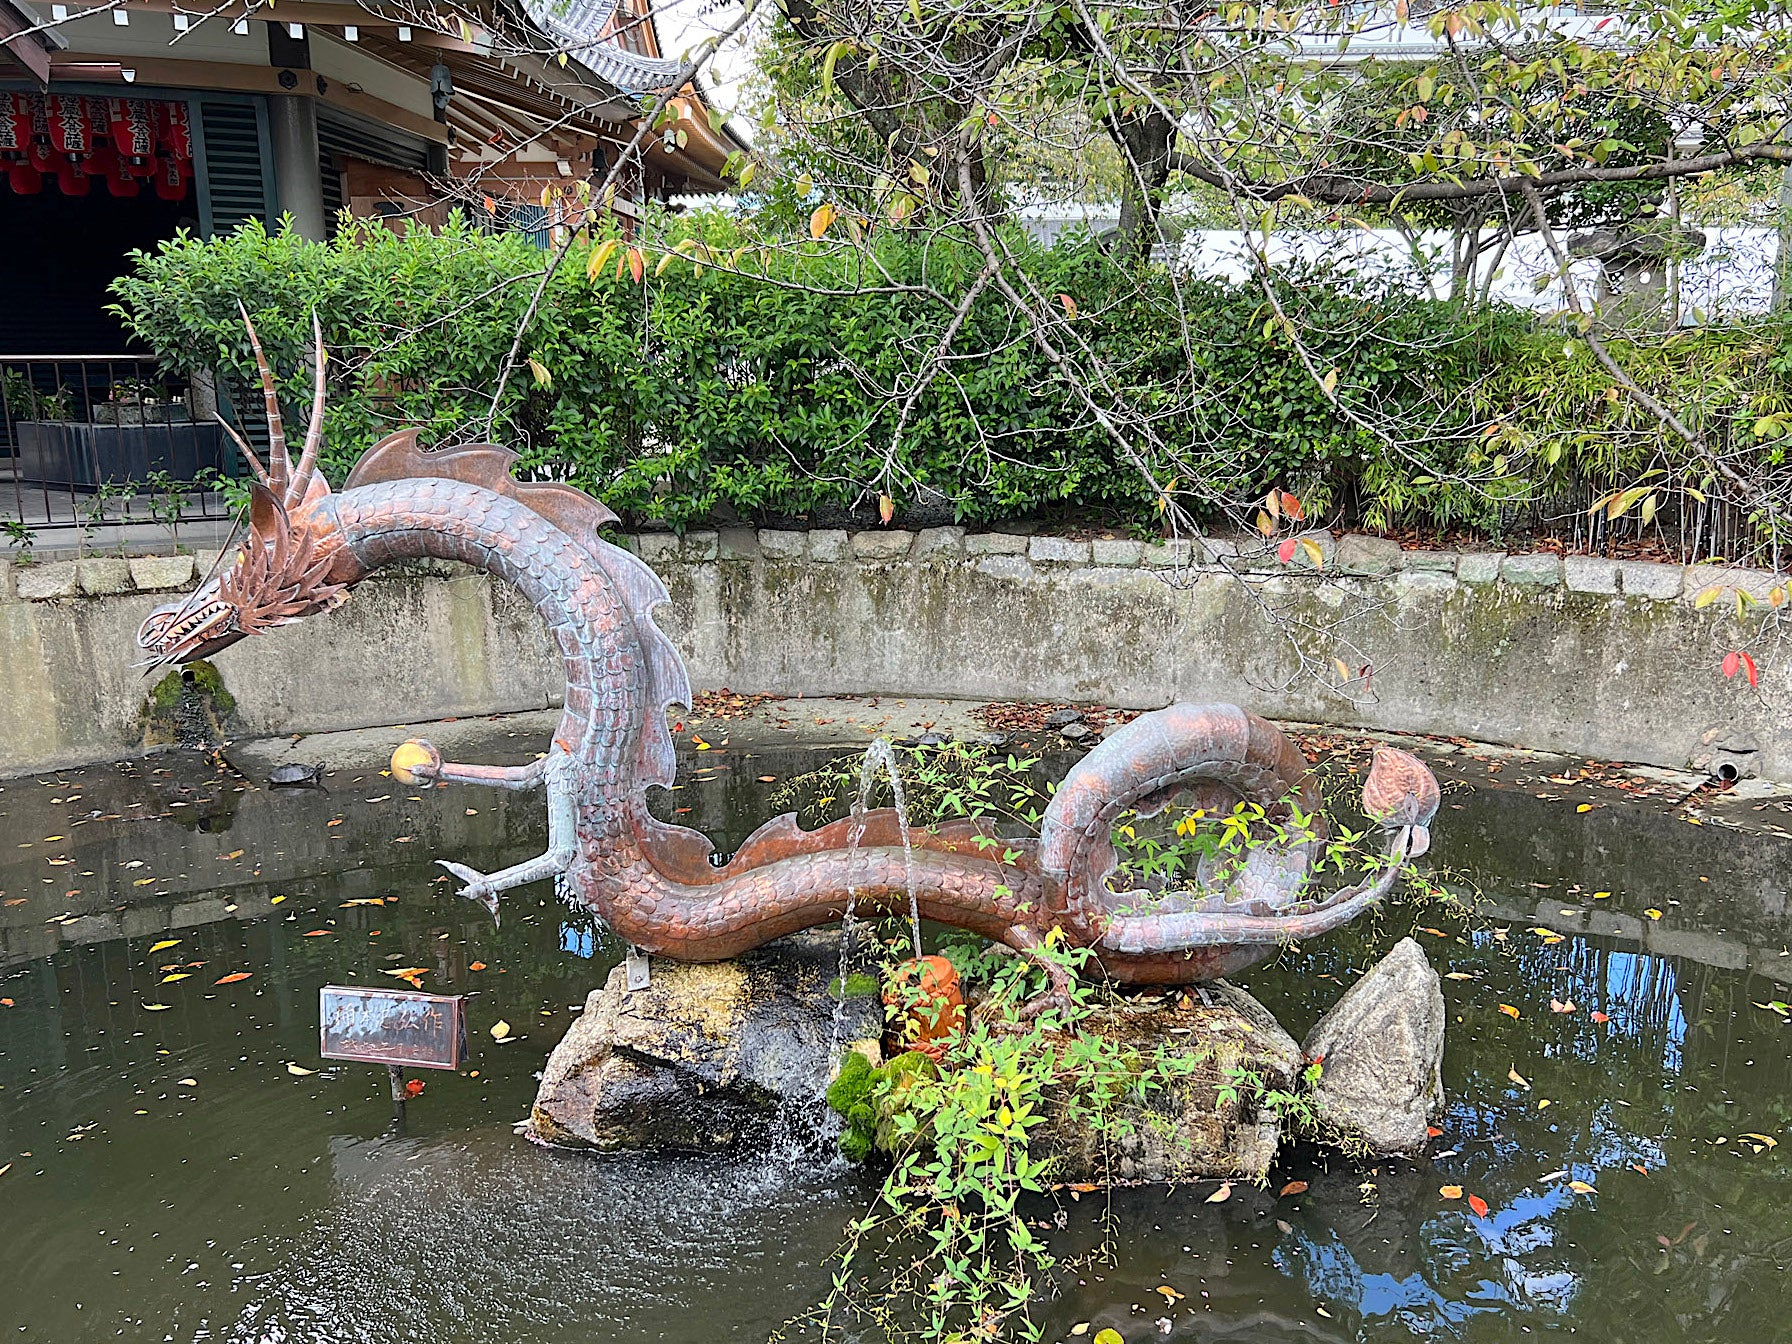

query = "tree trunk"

[1108,107,1175,265]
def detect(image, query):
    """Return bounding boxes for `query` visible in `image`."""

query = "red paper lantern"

[5,161,42,194]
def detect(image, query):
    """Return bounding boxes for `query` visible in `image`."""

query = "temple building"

[0,0,740,350]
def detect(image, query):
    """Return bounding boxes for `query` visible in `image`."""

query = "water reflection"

[0,744,1790,1342]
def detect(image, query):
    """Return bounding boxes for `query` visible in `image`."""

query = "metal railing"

[1,355,238,542]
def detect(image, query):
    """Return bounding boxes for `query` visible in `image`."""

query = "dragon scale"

[136,326,1441,990]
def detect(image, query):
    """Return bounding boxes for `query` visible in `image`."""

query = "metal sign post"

[318,985,468,1121]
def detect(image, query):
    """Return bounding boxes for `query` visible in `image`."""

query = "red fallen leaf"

[1277,538,1298,564]
[1426,1126,1443,1137]
[1550,998,1576,1013]
[304,930,333,937]
[1630,1163,1650,1175]
[470,961,488,972]
[1279,1180,1309,1196]
[1498,1003,1520,1018]
[404,1078,425,1099]
[1467,1194,1490,1218]
[214,972,252,985]
[1591,1011,1611,1023]
[0,998,13,1008]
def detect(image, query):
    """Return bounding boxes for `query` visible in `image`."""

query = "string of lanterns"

[0,93,192,198]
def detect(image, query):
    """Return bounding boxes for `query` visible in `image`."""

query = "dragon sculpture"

[137,316,1440,1002]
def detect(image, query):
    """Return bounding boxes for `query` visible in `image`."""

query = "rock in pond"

[1301,937,1445,1155]
[527,931,882,1152]
[1025,980,1303,1184]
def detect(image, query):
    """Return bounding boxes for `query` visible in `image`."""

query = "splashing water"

[829,737,922,1072]
[859,738,922,961]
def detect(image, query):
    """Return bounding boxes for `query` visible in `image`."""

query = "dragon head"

[137,309,356,668]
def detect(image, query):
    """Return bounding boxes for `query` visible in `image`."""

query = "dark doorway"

[0,180,195,354]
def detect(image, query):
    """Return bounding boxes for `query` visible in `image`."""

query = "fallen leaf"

[1577,803,1593,812]
[0,1164,9,1177]
[142,1003,170,1011]
[1644,908,1663,921]
[1093,1330,1124,1344]
[287,1063,316,1076]
[1279,1180,1308,1196]
[160,973,190,984]
[1069,1327,1089,1338]
[304,930,333,937]
[404,1078,425,1099]
[219,850,244,860]
[214,972,252,985]
[491,1019,513,1041]
[1206,1182,1232,1203]
[1468,1194,1490,1218]
[148,939,181,952]
[1591,1011,1612,1024]
[1569,1180,1597,1194]
[177,1077,197,1086]
[1509,1066,1530,1089]
[470,961,488,972]
[1445,971,1475,980]
[1154,1285,1184,1302]
[1550,999,1576,1014]
[1498,1003,1521,1019]
[1440,1185,1463,1199]
[1427,1125,1443,1137]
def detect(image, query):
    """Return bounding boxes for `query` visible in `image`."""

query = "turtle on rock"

[267,761,326,789]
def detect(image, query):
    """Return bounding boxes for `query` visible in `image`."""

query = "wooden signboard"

[319,985,467,1071]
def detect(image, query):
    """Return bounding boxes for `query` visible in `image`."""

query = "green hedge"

[106,214,1788,538]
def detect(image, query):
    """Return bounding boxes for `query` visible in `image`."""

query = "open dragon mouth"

[137,595,237,667]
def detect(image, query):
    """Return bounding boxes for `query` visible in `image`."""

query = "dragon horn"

[287,308,326,509]
[237,301,290,493]
[214,412,272,488]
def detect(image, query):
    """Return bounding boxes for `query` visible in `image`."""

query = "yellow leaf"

[491,1019,513,1041]
[1299,537,1325,569]
[810,203,837,239]
[1577,803,1592,812]
[1509,1066,1530,1089]
[1093,1330,1124,1344]
[1155,1285,1184,1301]
[1498,1003,1520,1018]
[148,939,181,952]
[587,238,619,282]
[160,973,190,983]
[177,1077,197,1086]
[879,493,895,524]
[1645,908,1663,921]
[1741,1132,1778,1148]
[527,358,552,389]
[1569,1180,1596,1193]
[1206,1181,1232,1203]
[287,1063,317,1076]
[142,1003,170,1011]
[1693,585,1723,609]
[1440,1184,1463,1199]
[654,251,676,277]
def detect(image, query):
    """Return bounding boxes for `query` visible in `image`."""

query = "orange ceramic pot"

[884,954,965,1060]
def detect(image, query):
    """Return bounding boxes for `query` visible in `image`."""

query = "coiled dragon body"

[137,319,1440,991]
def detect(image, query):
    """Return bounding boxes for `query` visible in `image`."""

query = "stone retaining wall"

[1,529,1784,780]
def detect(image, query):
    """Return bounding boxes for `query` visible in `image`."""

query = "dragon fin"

[344,430,520,493]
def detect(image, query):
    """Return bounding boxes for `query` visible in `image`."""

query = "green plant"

[1,518,36,559]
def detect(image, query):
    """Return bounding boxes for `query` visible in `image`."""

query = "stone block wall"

[0,531,1784,780]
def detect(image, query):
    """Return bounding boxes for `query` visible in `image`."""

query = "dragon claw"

[437,859,500,923]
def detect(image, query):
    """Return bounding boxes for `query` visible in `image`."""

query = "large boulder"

[1027,980,1303,1184]
[1301,937,1445,1155]
[527,931,883,1152]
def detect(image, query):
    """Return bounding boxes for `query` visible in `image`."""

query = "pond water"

[1,734,1790,1343]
